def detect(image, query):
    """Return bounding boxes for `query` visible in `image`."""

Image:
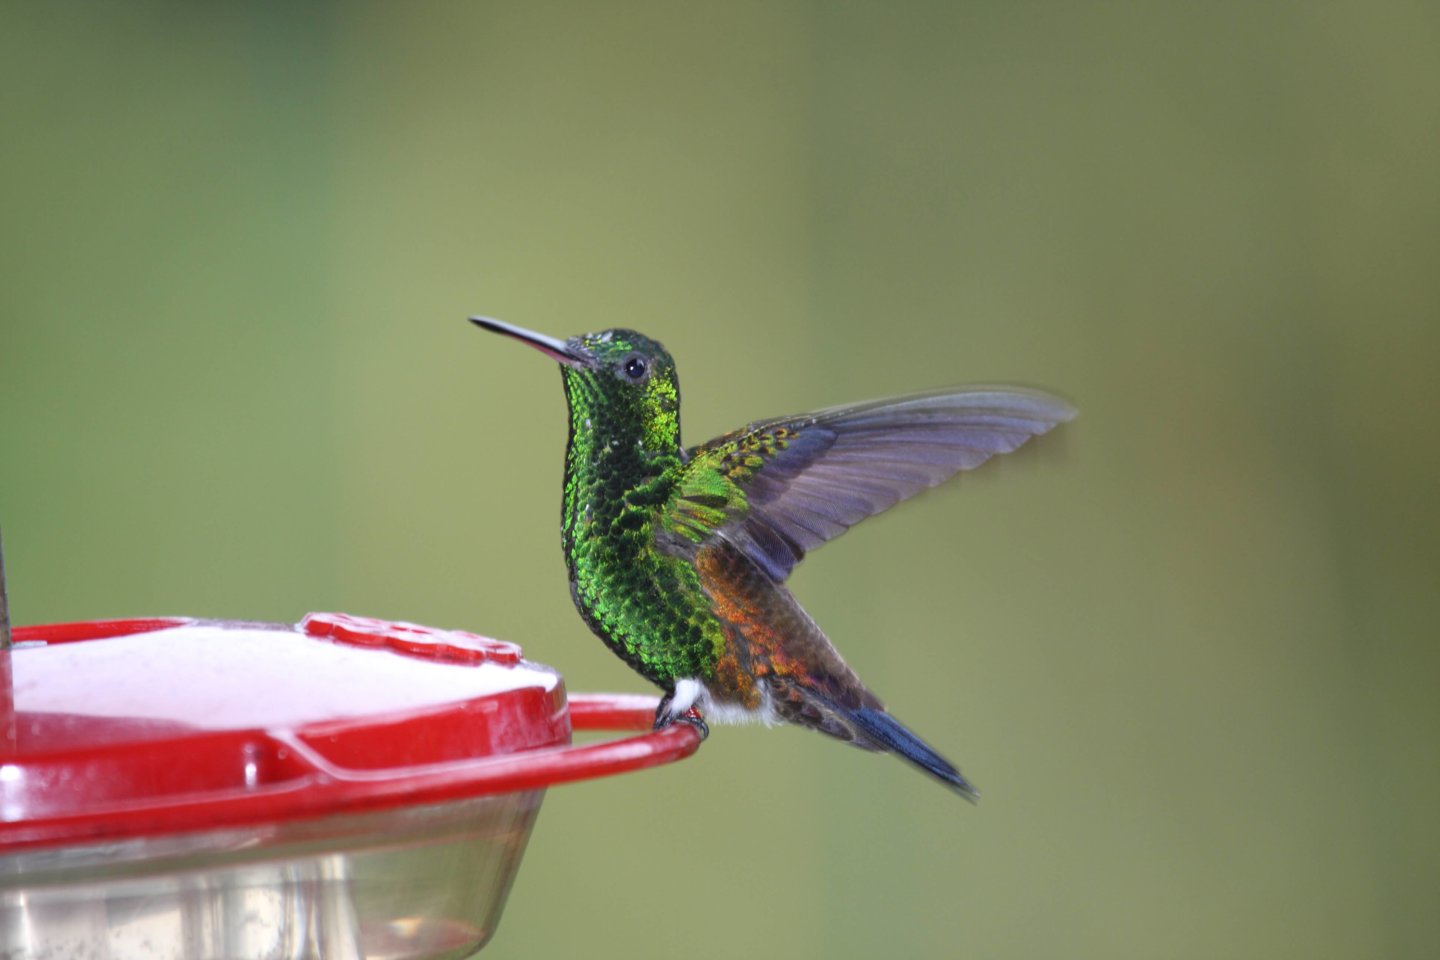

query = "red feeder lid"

[0,614,700,850]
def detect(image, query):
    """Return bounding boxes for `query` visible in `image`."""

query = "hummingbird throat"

[560,364,681,459]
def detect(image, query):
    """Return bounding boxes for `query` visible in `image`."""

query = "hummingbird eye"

[621,354,649,382]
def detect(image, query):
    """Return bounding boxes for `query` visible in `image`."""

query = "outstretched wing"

[661,386,1075,582]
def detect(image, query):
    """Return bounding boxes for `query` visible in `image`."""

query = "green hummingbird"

[471,317,1073,800]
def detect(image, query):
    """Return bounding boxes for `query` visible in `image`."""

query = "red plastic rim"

[0,692,699,851]
[1,618,702,851]
[12,617,190,644]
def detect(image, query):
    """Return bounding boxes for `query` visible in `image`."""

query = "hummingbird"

[471,317,1073,800]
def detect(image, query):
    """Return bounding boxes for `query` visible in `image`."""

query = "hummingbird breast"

[561,442,726,687]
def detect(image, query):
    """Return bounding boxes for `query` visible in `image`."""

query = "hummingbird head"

[471,317,682,455]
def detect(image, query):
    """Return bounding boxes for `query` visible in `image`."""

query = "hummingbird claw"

[652,692,674,731]
[676,708,710,741]
[652,697,709,741]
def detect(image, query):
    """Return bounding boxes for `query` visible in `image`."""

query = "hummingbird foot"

[674,708,710,740]
[652,691,710,740]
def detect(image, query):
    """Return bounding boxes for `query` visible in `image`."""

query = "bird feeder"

[0,613,701,959]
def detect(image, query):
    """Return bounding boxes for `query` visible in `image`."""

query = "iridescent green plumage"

[471,316,1075,800]
[555,330,725,683]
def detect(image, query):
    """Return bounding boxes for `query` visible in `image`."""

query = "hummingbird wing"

[662,386,1074,582]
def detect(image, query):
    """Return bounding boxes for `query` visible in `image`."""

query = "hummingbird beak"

[469,316,588,367]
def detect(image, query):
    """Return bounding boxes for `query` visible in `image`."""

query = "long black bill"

[469,316,587,367]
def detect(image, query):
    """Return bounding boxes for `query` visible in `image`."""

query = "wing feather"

[661,386,1074,581]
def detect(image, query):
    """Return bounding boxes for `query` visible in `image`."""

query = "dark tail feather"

[850,708,980,803]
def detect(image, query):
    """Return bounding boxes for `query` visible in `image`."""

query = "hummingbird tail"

[849,708,980,804]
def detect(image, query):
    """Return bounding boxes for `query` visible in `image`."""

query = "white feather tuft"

[669,679,705,717]
[669,678,781,727]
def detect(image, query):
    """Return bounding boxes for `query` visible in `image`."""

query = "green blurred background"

[3,2,1438,957]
